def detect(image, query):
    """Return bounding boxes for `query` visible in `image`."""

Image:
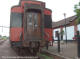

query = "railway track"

[12,47,64,59]
[12,47,54,59]
[0,39,6,45]
[12,47,40,59]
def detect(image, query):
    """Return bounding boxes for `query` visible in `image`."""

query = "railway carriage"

[10,0,52,52]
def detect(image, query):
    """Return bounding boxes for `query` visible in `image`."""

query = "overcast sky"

[0,0,79,36]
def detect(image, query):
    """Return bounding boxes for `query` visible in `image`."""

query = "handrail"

[44,32,50,41]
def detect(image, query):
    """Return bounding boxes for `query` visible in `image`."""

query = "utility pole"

[0,26,9,32]
[56,31,60,53]
[64,13,67,44]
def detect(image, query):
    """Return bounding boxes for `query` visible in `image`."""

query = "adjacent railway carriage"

[10,0,52,52]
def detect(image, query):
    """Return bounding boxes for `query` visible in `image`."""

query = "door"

[24,11,41,41]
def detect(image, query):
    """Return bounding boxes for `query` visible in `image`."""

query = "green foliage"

[0,35,1,37]
[74,5,78,9]
[74,2,80,24]
[0,35,2,39]
[38,53,53,59]
[60,29,64,35]
[2,36,8,40]
[79,2,80,6]
[60,29,64,40]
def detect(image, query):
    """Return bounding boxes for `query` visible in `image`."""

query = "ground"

[0,40,17,59]
[0,40,54,59]
[42,41,78,59]
[0,40,79,59]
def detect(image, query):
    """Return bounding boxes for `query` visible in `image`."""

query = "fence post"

[56,31,60,53]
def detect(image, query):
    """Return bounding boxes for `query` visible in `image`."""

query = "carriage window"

[10,13,22,27]
[27,12,38,30]
[34,13,38,28]
[27,13,33,27]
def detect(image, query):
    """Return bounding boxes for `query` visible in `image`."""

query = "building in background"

[52,15,80,40]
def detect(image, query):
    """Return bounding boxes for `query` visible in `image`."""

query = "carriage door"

[24,11,41,40]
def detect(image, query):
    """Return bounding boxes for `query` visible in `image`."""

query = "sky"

[0,0,79,36]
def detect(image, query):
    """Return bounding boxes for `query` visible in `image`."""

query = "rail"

[0,39,6,44]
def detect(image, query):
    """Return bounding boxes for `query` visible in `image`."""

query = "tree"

[2,36,8,40]
[0,35,2,39]
[60,29,64,40]
[74,2,80,24]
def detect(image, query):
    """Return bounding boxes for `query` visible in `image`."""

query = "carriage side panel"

[10,7,23,42]
[44,9,52,41]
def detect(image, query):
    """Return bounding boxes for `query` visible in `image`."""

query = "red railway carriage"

[10,0,52,49]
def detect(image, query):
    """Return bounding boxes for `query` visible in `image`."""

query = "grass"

[38,53,53,59]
